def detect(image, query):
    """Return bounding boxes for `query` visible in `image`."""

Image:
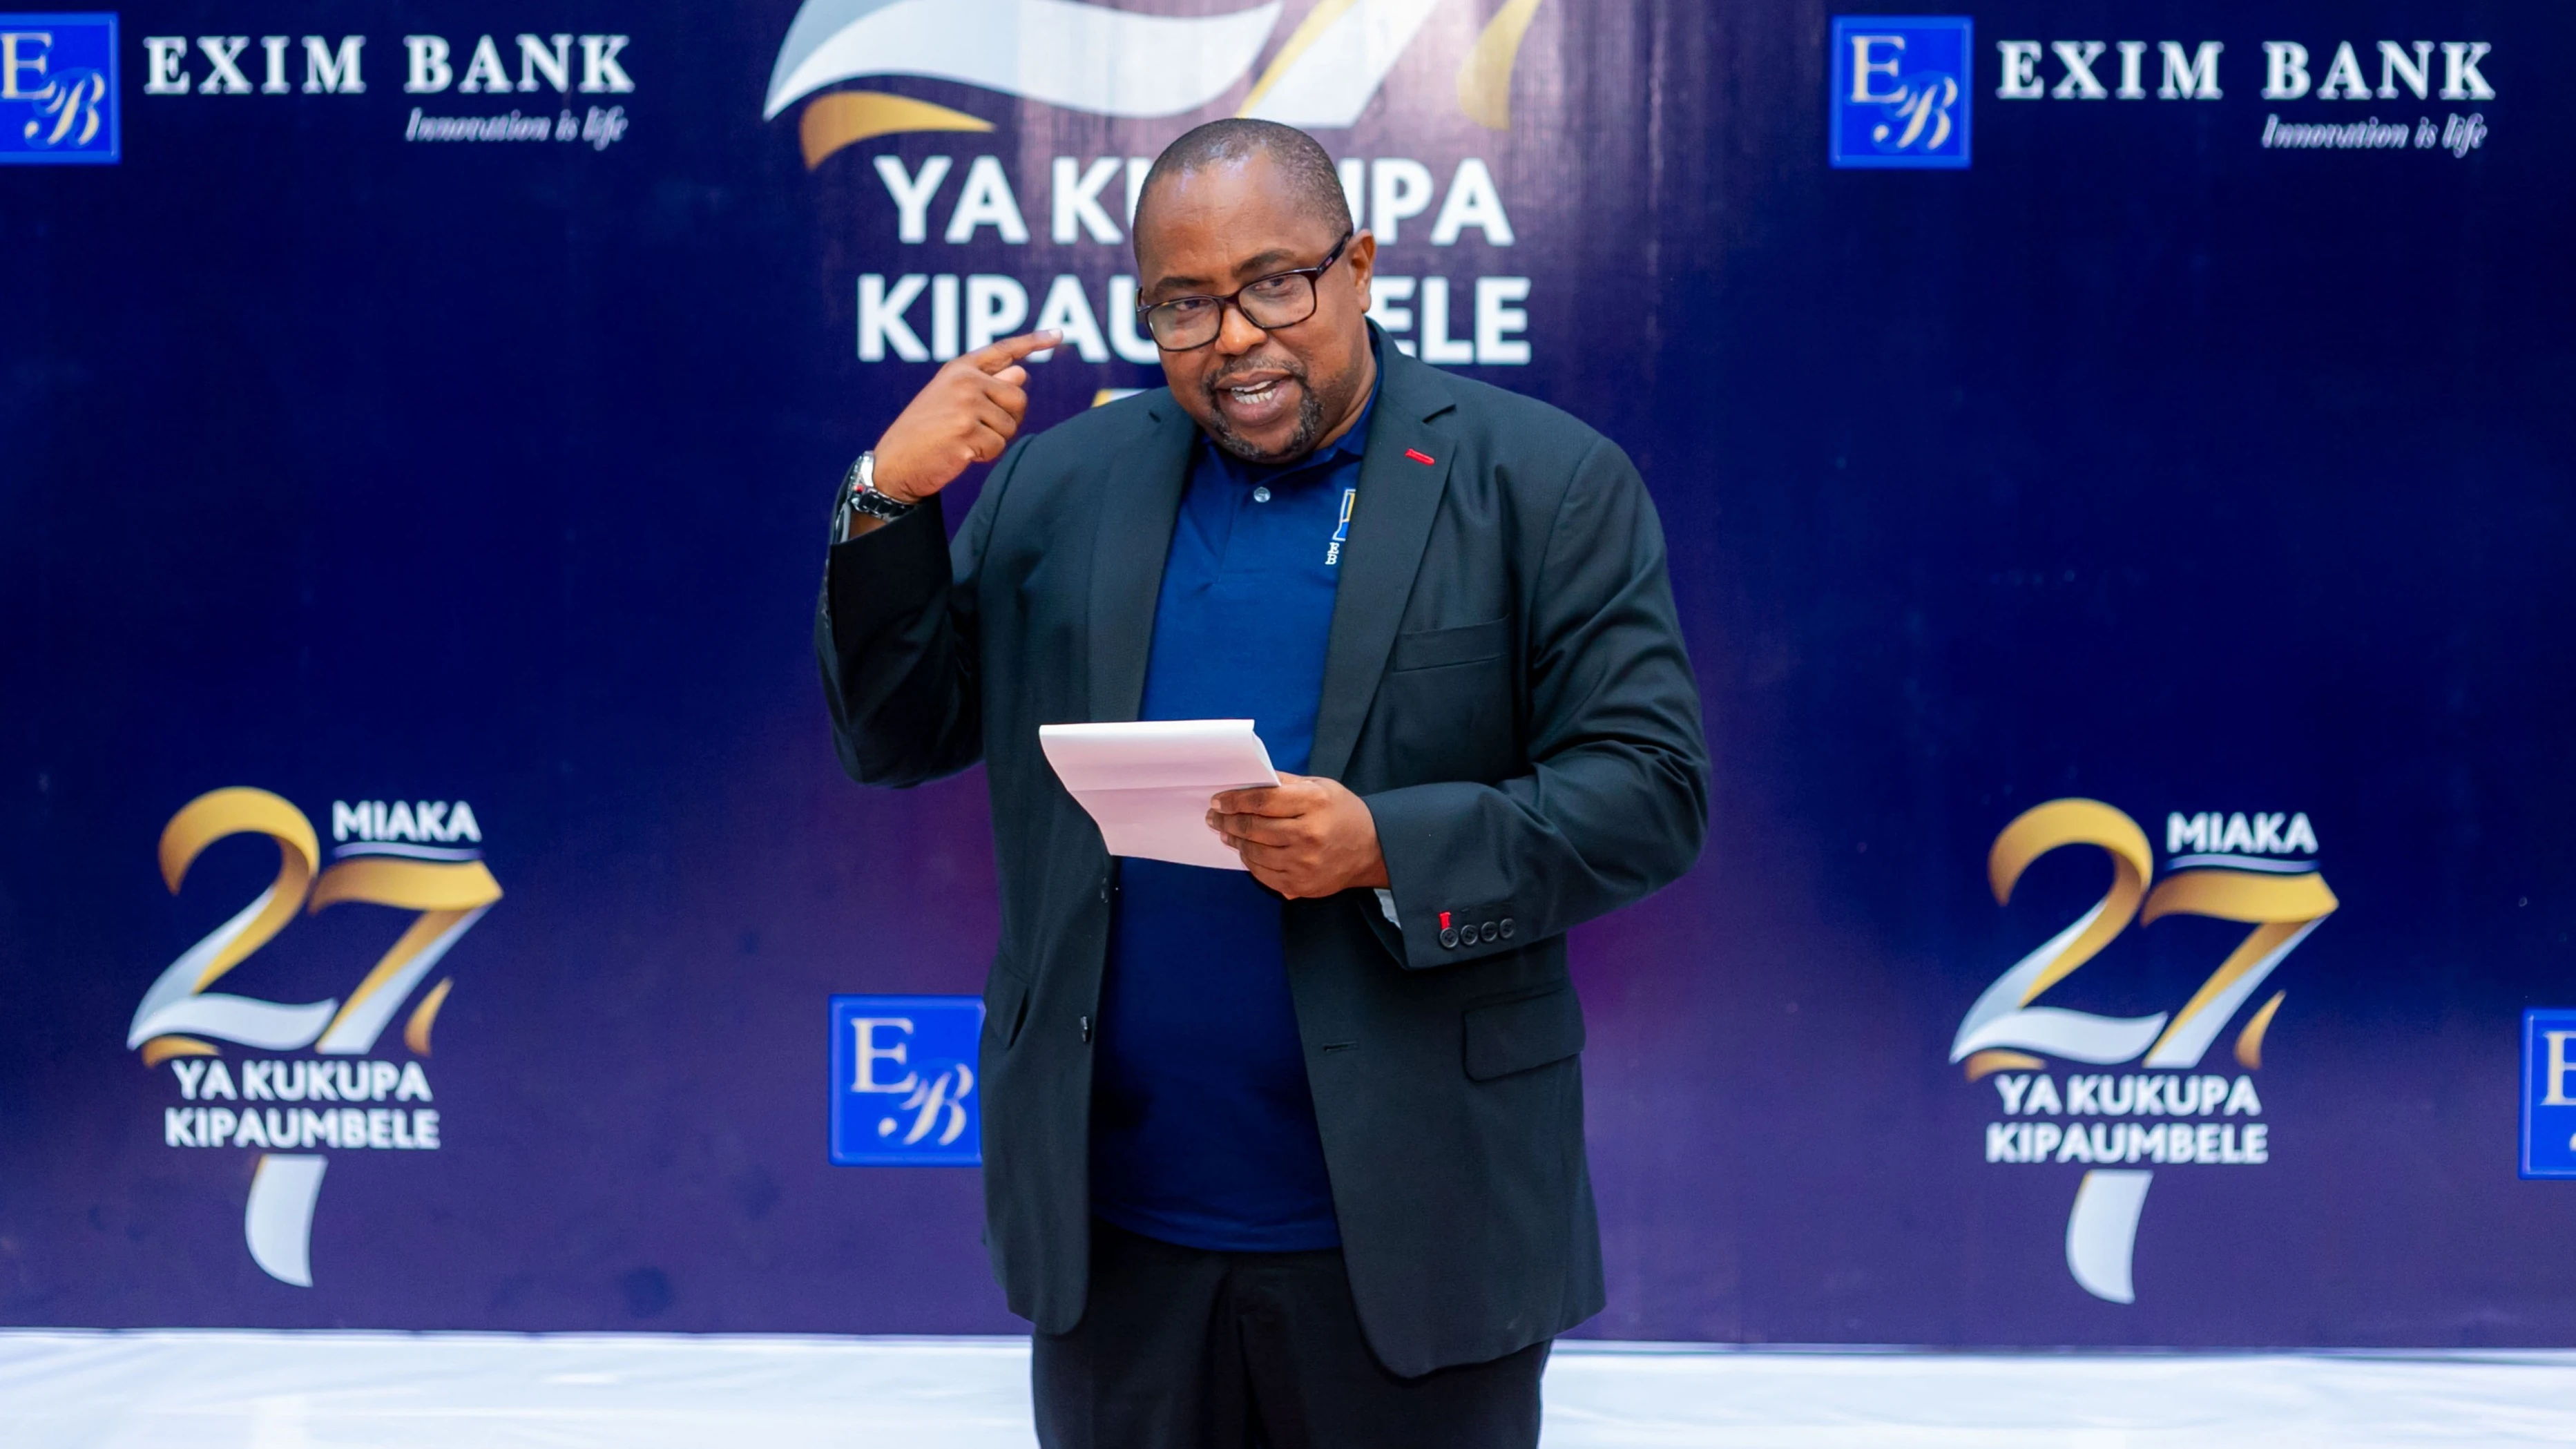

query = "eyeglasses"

[1135,233,1354,352]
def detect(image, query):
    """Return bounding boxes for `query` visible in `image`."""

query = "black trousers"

[1031,1220,1547,1449]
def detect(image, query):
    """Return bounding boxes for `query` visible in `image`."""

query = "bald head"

[1133,119,1351,250]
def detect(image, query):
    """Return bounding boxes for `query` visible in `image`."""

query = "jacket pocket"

[1388,618,1509,673]
[1461,983,1585,1081]
[984,968,1033,1049]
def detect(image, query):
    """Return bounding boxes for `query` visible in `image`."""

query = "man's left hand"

[1208,773,1390,900]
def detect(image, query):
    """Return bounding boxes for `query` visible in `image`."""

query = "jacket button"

[1481,921,1499,943]
[1499,917,1515,939]
[1439,926,1461,949]
[1079,1015,1092,1043]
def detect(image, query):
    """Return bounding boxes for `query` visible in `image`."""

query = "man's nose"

[1213,303,1269,356]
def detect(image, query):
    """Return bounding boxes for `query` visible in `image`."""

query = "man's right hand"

[869,329,1063,504]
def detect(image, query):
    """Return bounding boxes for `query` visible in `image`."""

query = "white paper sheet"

[1038,719,1278,871]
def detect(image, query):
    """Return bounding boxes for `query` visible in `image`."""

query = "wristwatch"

[832,450,916,542]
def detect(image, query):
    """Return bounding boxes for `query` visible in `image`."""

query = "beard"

[1202,353,1332,465]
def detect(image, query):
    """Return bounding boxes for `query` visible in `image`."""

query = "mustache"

[1202,354,1309,397]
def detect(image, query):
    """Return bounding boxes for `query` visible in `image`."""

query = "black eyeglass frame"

[1135,231,1356,352]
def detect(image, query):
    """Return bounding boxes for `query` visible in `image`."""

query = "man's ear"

[1345,230,1377,297]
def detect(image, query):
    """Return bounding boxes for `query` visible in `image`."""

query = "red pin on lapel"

[1404,448,1436,466]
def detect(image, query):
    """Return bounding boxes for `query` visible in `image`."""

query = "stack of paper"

[1038,719,1278,871]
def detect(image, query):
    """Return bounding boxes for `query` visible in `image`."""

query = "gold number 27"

[128,787,500,1064]
[1950,799,2333,1077]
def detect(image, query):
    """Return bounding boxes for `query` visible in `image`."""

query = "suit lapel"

[1309,347,1457,782]
[1085,394,1197,722]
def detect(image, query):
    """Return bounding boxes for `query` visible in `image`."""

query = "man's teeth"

[1227,381,1280,403]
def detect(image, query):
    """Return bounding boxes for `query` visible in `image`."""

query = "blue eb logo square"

[831,995,983,1167]
[2521,1010,2576,1178]
[1830,16,1971,169]
[1,13,118,164]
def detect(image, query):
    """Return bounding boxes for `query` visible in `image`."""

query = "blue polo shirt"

[1090,386,1376,1254]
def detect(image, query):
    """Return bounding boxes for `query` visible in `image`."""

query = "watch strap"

[832,451,916,543]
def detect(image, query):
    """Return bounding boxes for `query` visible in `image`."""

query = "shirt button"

[1252,486,1271,503]
[1500,918,1515,939]
[1439,926,1461,949]
[1079,1015,1092,1043]
[1481,921,1499,943]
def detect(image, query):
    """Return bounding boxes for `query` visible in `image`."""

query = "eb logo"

[2520,1010,2576,1179]
[1,13,117,163]
[831,995,983,1166]
[1830,15,1971,169]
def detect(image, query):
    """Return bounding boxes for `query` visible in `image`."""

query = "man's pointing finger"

[974,329,1063,372]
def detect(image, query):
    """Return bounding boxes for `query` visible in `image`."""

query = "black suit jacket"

[816,338,1709,1375]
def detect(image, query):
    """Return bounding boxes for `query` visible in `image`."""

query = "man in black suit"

[818,119,1707,1448]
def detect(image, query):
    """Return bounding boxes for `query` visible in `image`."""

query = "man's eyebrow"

[1231,247,1299,276]
[1146,248,1308,299]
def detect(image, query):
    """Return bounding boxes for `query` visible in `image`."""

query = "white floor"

[3,1331,2571,1447]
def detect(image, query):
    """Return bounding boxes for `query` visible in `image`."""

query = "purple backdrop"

[3,0,2571,1344]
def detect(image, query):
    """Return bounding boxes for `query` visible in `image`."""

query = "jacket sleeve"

[1362,436,1710,968]
[814,442,1025,787]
